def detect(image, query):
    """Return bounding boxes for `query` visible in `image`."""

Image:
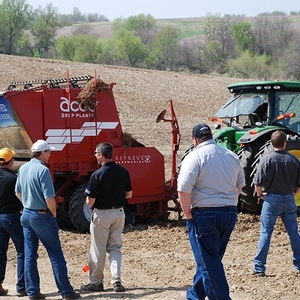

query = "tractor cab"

[209,81,300,213]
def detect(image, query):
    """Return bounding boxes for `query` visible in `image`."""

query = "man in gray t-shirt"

[253,130,300,277]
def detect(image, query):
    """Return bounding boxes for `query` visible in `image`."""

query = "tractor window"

[275,92,300,133]
[215,93,267,118]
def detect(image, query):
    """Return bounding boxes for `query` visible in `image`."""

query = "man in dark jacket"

[0,147,25,297]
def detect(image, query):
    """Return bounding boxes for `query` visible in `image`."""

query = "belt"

[95,205,123,210]
[25,208,49,214]
[192,206,236,211]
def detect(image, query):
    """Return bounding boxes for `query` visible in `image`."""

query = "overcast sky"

[26,0,299,20]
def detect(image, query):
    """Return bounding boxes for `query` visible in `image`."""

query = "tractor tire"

[55,181,80,230]
[69,184,91,233]
[68,184,136,234]
[56,200,76,230]
[237,132,274,213]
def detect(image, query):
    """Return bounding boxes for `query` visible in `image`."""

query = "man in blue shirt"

[15,140,80,300]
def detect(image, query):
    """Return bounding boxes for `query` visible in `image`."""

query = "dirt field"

[2,54,300,299]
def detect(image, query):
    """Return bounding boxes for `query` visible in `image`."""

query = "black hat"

[192,123,212,139]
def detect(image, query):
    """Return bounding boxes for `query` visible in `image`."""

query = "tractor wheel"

[251,134,300,212]
[56,200,76,230]
[69,184,91,233]
[238,133,274,213]
[55,181,80,230]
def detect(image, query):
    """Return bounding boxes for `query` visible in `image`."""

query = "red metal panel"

[113,147,167,203]
[3,91,44,158]
[41,87,124,173]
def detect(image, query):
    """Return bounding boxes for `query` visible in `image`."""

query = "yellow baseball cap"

[0,147,16,163]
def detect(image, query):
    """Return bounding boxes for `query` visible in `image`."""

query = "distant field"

[56,15,300,40]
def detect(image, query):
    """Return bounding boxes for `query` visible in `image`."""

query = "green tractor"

[208,81,300,213]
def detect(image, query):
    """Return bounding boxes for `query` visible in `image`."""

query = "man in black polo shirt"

[253,130,300,276]
[0,148,25,297]
[81,142,132,293]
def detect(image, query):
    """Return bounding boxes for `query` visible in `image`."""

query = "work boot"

[16,289,27,297]
[80,283,103,292]
[0,284,8,296]
[63,292,81,300]
[28,292,46,300]
[113,282,124,292]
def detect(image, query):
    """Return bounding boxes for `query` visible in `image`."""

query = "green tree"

[72,35,102,63]
[56,35,102,63]
[113,14,157,45]
[228,50,275,79]
[116,31,147,67]
[31,3,60,58]
[125,14,157,45]
[231,22,254,53]
[0,0,33,54]
[56,36,77,60]
[147,25,180,70]
[202,14,237,73]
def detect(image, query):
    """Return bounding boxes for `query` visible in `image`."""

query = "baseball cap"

[0,147,16,163]
[192,123,212,139]
[31,140,55,152]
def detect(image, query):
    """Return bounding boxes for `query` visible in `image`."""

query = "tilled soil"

[2,54,300,299]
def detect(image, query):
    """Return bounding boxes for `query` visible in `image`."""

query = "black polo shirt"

[254,150,300,194]
[0,167,23,214]
[85,162,132,209]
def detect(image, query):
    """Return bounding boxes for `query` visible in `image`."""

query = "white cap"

[31,139,55,152]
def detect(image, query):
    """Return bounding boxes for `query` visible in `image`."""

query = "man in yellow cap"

[0,148,25,297]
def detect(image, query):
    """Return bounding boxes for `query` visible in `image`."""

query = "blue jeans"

[21,208,75,298]
[186,206,237,300]
[254,193,300,273]
[0,213,25,292]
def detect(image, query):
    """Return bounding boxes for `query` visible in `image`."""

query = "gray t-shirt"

[253,150,300,194]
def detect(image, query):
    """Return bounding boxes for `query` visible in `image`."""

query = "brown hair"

[271,130,286,148]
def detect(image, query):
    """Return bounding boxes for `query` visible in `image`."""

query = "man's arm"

[45,197,57,217]
[86,196,95,207]
[255,185,263,197]
[126,190,132,199]
[178,191,192,220]
[15,192,22,202]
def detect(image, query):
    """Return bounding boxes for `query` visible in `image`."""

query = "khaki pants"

[88,208,125,285]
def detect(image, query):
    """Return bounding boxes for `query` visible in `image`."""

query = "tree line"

[1,0,300,80]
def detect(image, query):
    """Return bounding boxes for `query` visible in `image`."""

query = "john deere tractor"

[208,81,300,213]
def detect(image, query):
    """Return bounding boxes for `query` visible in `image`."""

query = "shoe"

[16,289,27,297]
[113,282,124,292]
[80,283,103,292]
[0,284,8,296]
[63,292,81,300]
[28,293,46,300]
[178,291,187,300]
[252,271,265,277]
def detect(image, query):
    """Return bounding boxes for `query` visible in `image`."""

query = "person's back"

[179,139,244,207]
[16,159,52,210]
[15,140,80,300]
[177,123,245,300]
[253,130,300,277]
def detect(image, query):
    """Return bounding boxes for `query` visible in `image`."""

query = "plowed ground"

[1,54,299,300]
